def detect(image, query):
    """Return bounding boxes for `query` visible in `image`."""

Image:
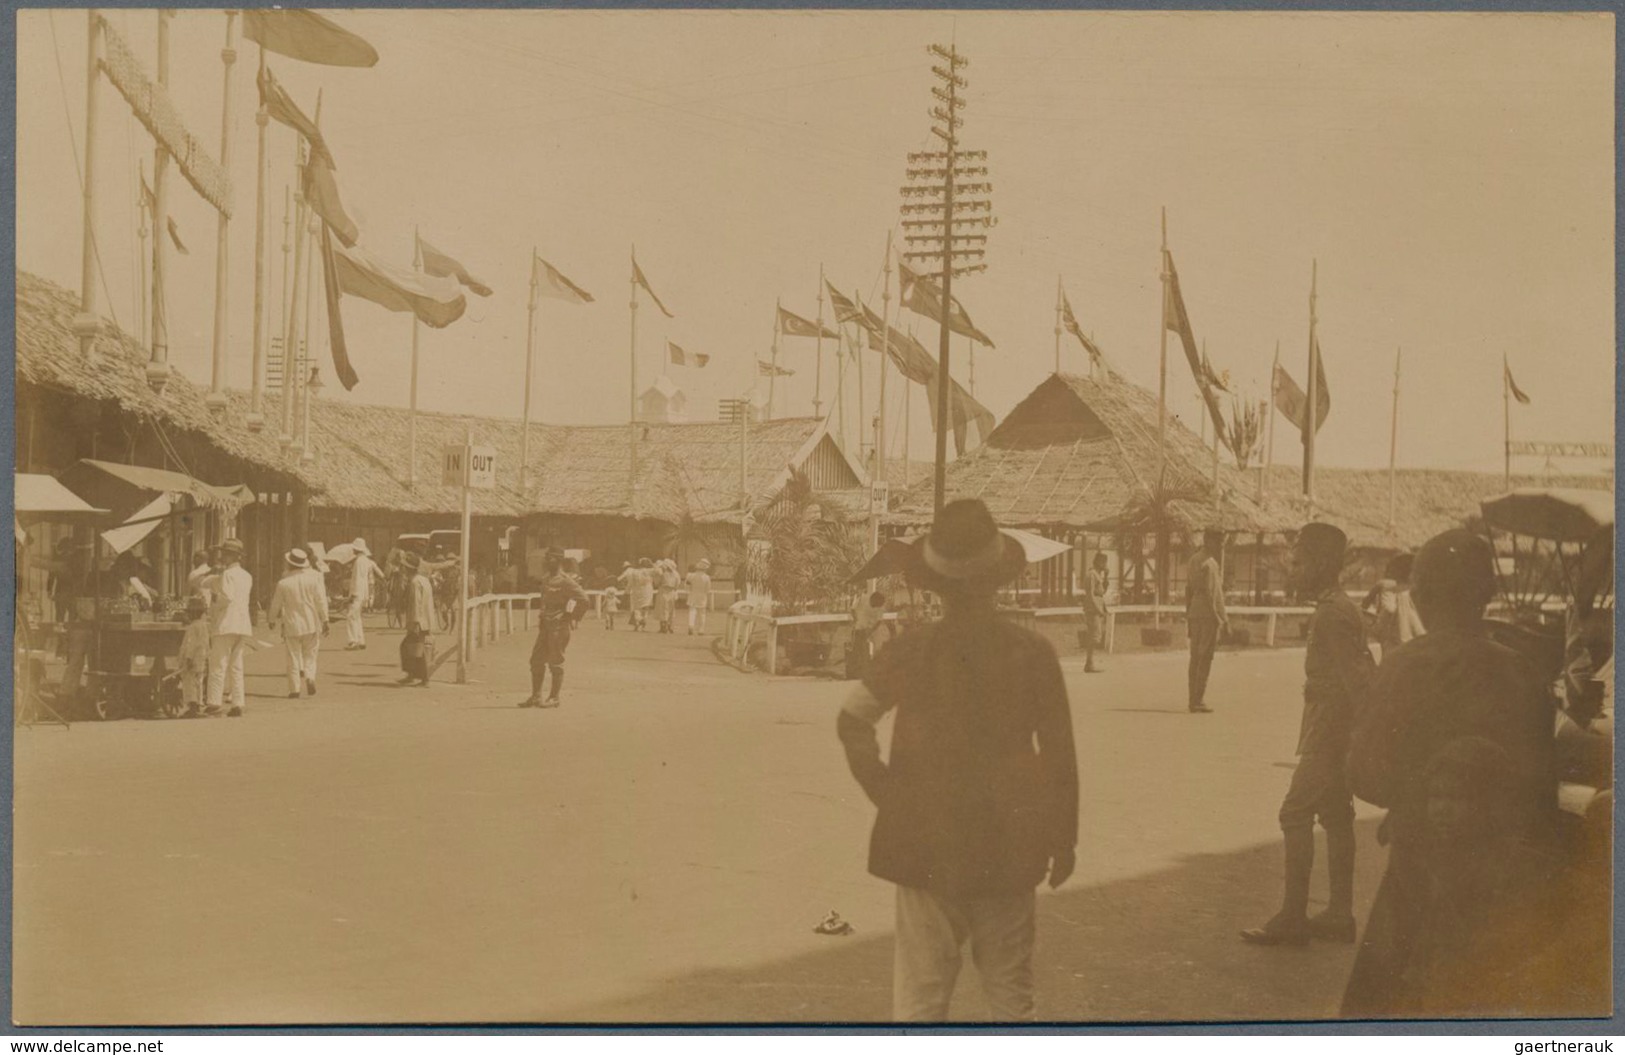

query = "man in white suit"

[204,537,255,717]
[345,538,381,651]
[268,549,329,698]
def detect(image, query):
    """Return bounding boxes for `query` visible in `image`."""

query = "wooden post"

[146,10,173,393]
[74,11,104,364]
[206,11,237,414]
[247,43,267,431]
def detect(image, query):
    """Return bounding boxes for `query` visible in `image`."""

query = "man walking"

[204,538,254,718]
[344,538,381,651]
[1242,522,1371,947]
[1083,552,1109,674]
[1341,529,1557,1015]
[522,549,589,709]
[837,499,1079,1021]
[268,549,328,699]
[1186,530,1227,713]
[685,559,713,635]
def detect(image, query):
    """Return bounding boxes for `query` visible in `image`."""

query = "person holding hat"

[344,538,382,651]
[1242,521,1372,947]
[685,559,713,636]
[837,498,1079,1021]
[268,549,329,699]
[204,537,254,717]
[522,548,588,708]
[1186,529,1229,713]
[1340,528,1557,1015]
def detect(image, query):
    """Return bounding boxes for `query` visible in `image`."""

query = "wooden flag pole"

[813,267,825,418]
[137,160,149,350]
[247,42,268,430]
[1502,353,1512,491]
[878,233,892,491]
[206,10,238,415]
[280,136,307,450]
[1303,260,1318,503]
[1158,208,1169,486]
[1053,275,1062,375]
[770,300,781,421]
[146,9,173,393]
[74,11,104,365]
[406,233,422,487]
[1389,348,1401,530]
[520,250,538,493]
[455,427,473,686]
[1264,341,1278,499]
[629,246,639,512]
[297,137,319,466]
[853,311,867,473]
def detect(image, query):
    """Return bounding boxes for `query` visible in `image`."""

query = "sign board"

[442,444,498,489]
[869,481,890,516]
[1506,441,1613,460]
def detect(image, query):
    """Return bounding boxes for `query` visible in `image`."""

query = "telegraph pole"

[900,43,992,515]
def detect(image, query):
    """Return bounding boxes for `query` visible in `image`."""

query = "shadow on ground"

[548,819,1389,1024]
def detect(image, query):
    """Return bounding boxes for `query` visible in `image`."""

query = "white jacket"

[268,569,328,638]
[207,565,254,637]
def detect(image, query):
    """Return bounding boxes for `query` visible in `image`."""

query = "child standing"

[177,597,211,717]
[602,585,621,630]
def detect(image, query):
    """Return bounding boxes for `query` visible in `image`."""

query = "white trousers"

[893,885,1037,1022]
[345,598,366,646]
[284,632,321,692]
[206,634,251,711]
[687,604,709,632]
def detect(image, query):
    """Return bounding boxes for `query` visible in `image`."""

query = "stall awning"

[15,473,108,519]
[101,494,174,556]
[59,460,255,514]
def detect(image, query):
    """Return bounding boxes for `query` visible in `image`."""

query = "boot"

[543,667,563,707]
[1241,827,1314,946]
[1309,823,1357,942]
[521,668,545,708]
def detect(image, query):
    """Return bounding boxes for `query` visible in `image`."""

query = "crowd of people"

[837,497,1597,1022]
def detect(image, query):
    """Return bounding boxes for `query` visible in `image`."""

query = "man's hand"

[1047,847,1076,889]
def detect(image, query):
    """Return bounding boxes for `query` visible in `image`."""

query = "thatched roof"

[531,417,855,524]
[18,271,864,522]
[891,372,1292,534]
[1263,466,1614,551]
[16,270,301,486]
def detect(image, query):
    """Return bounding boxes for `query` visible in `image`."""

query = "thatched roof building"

[890,372,1291,534]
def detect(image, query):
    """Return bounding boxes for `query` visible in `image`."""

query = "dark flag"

[1059,291,1103,364]
[825,281,863,326]
[668,341,710,368]
[257,64,334,167]
[1272,342,1331,438]
[898,260,994,347]
[243,10,379,68]
[318,224,359,390]
[1505,361,1531,405]
[300,150,359,248]
[632,254,674,319]
[777,306,839,340]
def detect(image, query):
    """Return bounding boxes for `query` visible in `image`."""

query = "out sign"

[443,444,497,489]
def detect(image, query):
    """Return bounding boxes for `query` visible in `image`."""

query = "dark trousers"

[1187,618,1219,708]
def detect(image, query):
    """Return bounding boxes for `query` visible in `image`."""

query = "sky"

[16,9,1616,474]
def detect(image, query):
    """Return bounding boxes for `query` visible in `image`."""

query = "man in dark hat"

[522,548,588,709]
[1341,528,1557,1015]
[1242,521,1371,947]
[837,498,1079,1021]
[1186,529,1228,713]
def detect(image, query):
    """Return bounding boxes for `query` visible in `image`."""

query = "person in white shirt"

[344,538,381,651]
[204,537,254,717]
[269,549,330,698]
[187,550,214,605]
[685,559,713,635]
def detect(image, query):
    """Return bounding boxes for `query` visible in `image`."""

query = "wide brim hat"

[285,548,309,569]
[221,538,246,557]
[696,559,712,570]
[352,537,371,556]
[909,498,1025,592]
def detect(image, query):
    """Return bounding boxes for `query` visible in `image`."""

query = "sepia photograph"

[9,6,1616,1028]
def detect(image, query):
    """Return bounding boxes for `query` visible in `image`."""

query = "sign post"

[444,432,496,684]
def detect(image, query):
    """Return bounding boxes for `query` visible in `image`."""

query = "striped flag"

[533,255,593,305]
[1059,291,1102,364]
[632,254,674,318]
[898,260,994,347]
[257,64,333,167]
[668,341,709,368]
[825,280,862,326]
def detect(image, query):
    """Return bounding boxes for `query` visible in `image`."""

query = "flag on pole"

[868,325,936,384]
[758,360,794,378]
[300,150,359,248]
[139,174,188,254]
[668,341,709,368]
[417,236,492,297]
[851,293,887,337]
[632,254,674,318]
[333,239,467,328]
[825,281,862,326]
[318,223,360,390]
[1505,361,1531,405]
[1059,291,1102,364]
[533,255,594,304]
[1200,351,1230,393]
[776,306,838,340]
[243,10,379,68]
[1272,343,1330,438]
[924,371,996,455]
[898,260,994,346]
[257,65,333,166]
[1162,253,1206,384]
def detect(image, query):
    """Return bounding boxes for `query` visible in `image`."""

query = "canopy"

[15,473,108,520]
[57,459,254,515]
[850,529,1071,584]
[1480,488,1615,545]
[101,494,174,556]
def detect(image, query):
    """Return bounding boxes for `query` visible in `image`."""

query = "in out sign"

[443,444,497,490]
